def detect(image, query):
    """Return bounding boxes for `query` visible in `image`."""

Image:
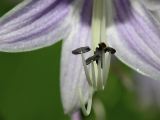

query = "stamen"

[72,46,91,55]
[72,42,116,116]
[79,87,93,116]
[81,53,92,86]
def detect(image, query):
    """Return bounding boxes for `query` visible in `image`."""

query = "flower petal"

[140,0,160,10]
[0,0,75,52]
[108,0,160,80]
[60,0,92,114]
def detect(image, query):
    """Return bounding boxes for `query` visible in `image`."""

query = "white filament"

[91,61,97,89]
[97,59,103,89]
[81,52,92,86]
[79,51,111,116]
[79,87,93,116]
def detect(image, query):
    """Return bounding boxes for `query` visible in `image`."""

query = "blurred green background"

[0,1,160,120]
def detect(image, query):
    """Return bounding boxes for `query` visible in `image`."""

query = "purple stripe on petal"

[6,3,69,43]
[111,0,160,79]
[0,0,53,32]
[123,0,160,56]
[0,0,73,30]
[80,0,92,26]
[0,0,71,36]
[0,0,75,52]
[0,0,38,25]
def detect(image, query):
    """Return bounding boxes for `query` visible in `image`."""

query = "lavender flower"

[0,0,160,116]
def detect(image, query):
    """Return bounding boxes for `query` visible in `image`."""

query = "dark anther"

[72,43,116,67]
[72,46,91,55]
[85,43,106,65]
[98,42,116,54]
[85,42,116,67]
[86,54,100,65]
[85,46,102,65]
[105,47,116,54]
[98,42,107,50]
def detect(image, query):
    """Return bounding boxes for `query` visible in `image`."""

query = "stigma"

[71,0,115,116]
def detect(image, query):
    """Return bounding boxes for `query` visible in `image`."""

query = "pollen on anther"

[72,46,91,55]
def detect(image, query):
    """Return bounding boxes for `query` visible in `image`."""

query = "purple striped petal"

[0,0,75,52]
[140,0,160,10]
[60,0,92,114]
[108,0,160,80]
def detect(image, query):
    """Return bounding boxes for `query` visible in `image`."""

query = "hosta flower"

[0,0,160,116]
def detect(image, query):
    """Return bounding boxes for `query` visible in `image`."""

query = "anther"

[85,54,100,65]
[72,46,91,55]
[105,47,116,54]
[98,42,107,50]
[98,42,116,54]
